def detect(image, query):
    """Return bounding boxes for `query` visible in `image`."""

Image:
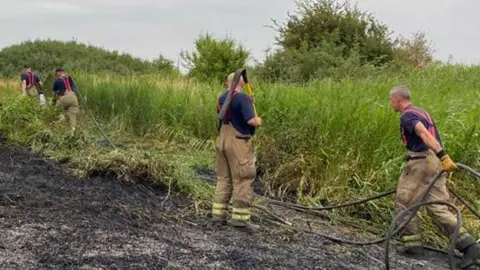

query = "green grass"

[0,89,215,204]
[1,64,480,248]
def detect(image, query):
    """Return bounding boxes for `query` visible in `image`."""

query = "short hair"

[390,84,411,100]
[227,72,235,83]
[55,68,65,73]
[24,64,31,68]
[226,72,245,88]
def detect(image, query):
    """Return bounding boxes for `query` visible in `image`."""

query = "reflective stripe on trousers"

[212,124,256,222]
[212,202,228,217]
[231,207,251,221]
[401,234,422,248]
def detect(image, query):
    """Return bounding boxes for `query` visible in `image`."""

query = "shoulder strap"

[404,108,433,124]
[62,76,72,92]
[27,72,34,86]
[225,92,240,119]
[216,91,228,113]
[217,91,240,109]
[402,108,443,147]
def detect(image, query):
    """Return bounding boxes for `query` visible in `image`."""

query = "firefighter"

[20,64,46,106]
[52,68,80,134]
[390,84,480,265]
[212,72,262,232]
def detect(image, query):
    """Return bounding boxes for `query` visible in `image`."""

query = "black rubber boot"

[211,215,227,226]
[396,234,424,257]
[229,219,260,233]
[395,244,425,257]
[455,231,480,269]
[459,243,480,269]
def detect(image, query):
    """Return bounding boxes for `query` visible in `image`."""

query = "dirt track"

[0,141,473,269]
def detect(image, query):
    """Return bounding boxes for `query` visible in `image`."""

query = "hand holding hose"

[436,150,457,172]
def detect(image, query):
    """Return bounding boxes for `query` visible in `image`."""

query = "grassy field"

[1,64,480,247]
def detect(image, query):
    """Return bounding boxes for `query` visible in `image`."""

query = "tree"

[393,31,434,69]
[258,0,397,82]
[180,33,250,83]
[273,0,394,63]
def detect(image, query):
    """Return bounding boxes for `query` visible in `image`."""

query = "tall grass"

[76,67,480,185]
[74,66,480,243]
[0,87,215,202]
[2,65,480,247]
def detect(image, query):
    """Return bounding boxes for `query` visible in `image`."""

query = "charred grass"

[1,65,480,250]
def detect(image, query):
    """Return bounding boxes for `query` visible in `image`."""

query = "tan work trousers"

[56,92,80,130]
[395,149,475,250]
[212,123,256,223]
[26,86,38,97]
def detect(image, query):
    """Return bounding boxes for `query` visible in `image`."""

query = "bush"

[0,39,179,79]
[255,42,392,83]
[393,31,435,69]
[257,0,396,82]
[274,0,394,62]
[180,33,249,84]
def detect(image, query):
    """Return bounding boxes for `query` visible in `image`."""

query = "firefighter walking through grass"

[52,68,80,134]
[390,85,480,267]
[212,72,262,231]
[20,64,46,106]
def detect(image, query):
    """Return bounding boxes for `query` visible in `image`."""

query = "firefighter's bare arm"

[21,80,27,95]
[414,122,441,153]
[248,117,262,126]
[242,96,261,126]
[414,122,456,172]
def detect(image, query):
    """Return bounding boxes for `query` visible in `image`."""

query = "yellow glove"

[436,150,457,172]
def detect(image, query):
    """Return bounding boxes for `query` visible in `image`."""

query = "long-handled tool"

[244,76,258,117]
[216,68,259,131]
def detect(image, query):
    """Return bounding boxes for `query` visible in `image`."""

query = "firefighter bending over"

[20,64,46,106]
[52,68,80,134]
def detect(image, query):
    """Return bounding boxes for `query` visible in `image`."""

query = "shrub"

[257,0,396,82]
[0,39,178,79]
[180,33,249,84]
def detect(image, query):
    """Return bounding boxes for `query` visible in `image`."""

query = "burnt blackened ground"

[0,142,470,270]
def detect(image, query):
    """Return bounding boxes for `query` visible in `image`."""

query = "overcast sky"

[1,0,479,71]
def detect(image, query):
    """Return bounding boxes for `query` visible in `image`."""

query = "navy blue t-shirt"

[400,105,441,152]
[52,76,76,95]
[20,72,40,86]
[218,91,255,135]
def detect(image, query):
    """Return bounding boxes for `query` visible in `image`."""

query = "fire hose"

[384,199,461,270]
[38,68,478,269]
[199,163,480,269]
[68,76,117,149]
[262,164,480,270]
[213,73,480,268]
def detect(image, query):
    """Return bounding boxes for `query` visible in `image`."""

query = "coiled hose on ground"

[66,104,477,269]
[255,164,480,270]
[196,163,480,270]
[48,81,478,268]
[384,199,462,270]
